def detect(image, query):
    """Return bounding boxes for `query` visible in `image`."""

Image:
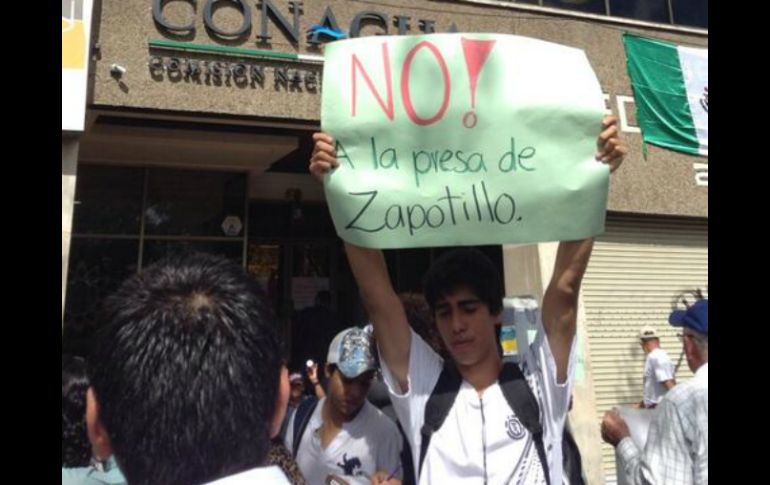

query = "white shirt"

[380,326,576,485]
[204,465,291,484]
[643,348,675,407]
[618,363,708,484]
[285,397,403,485]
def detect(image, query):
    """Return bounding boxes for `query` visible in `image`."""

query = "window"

[499,0,707,28]
[610,0,670,23]
[543,0,607,15]
[671,0,707,28]
[63,165,247,357]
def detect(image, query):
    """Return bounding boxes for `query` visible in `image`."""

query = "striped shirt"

[617,363,708,484]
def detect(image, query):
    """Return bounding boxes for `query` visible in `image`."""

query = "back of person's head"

[87,252,285,485]
[62,354,91,468]
[423,248,503,316]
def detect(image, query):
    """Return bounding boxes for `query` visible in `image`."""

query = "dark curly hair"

[398,292,446,357]
[423,248,503,316]
[62,354,91,467]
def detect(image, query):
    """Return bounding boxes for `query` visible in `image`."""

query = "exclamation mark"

[461,37,496,129]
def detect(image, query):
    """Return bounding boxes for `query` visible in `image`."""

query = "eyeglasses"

[677,332,699,342]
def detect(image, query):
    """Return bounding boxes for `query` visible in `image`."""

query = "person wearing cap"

[637,326,676,409]
[291,372,308,404]
[601,295,708,485]
[280,370,325,442]
[285,326,403,485]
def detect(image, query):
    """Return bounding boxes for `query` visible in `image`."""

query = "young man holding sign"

[310,115,625,485]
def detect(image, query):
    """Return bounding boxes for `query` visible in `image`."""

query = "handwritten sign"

[321,33,608,249]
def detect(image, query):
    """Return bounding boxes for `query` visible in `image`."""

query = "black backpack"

[419,361,585,485]
[562,419,586,485]
[293,365,585,485]
[291,397,320,457]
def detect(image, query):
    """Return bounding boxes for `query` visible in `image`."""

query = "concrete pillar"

[62,136,79,326]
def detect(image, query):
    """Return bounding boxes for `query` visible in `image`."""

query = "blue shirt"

[62,457,126,485]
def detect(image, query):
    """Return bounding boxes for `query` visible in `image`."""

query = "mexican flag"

[623,33,708,157]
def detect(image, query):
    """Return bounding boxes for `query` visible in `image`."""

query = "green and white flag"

[623,33,708,157]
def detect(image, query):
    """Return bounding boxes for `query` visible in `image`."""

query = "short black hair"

[423,248,503,315]
[88,253,282,485]
[62,355,91,468]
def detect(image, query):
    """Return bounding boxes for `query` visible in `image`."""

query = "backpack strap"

[292,397,319,458]
[562,421,586,485]
[499,362,550,485]
[419,362,462,475]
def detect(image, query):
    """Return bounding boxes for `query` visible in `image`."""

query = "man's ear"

[86,387,113,460]
[269,366,290,439]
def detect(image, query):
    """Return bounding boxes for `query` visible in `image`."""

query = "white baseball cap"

[326,325,376,378]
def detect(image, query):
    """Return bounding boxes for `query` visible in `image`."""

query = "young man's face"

[434,286,500,368]
[326,366,374,421]
[640,338,658,354]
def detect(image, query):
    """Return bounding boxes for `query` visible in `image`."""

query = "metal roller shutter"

[582,214,708,482]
